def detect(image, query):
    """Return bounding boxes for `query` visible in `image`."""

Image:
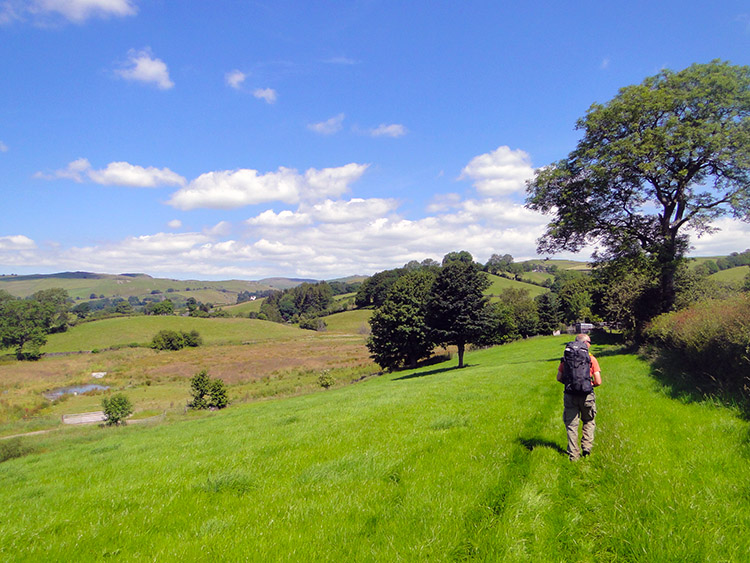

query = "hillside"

[0,272,312,304]
[2,337,749,560]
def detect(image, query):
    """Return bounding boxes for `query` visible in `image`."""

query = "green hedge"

[645,294,750,401]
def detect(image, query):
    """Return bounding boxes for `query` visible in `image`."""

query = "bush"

[299,317,327,331]
[645,294,750,402]
[317,371,335,389]
[151,330,202,351]
[188,369,228,410]
[0,438,32,463]
[102,393,133,426]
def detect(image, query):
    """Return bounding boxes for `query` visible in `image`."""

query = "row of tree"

[365,247,750,372]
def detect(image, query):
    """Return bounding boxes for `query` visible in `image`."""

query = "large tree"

[425,253,493,368]
[526,60,750,313]
[367,269,436,370]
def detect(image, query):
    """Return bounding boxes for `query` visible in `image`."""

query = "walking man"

[557,333,602,461]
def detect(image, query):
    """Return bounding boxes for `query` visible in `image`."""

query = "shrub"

[188,369,228,410]
[645,294,750,402]
[317,371,335,389]
[299,317,327,331]
[0,438,32,463]
[102,393,133,426]
[151,330,202,351]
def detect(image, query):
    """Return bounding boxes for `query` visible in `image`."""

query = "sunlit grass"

[2,336,749,560]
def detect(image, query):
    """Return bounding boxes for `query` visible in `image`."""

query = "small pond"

[44,384,110,401]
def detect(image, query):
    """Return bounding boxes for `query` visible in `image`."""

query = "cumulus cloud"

[0,235,36,250]
[305,198,399,223]
[225,69,247,89]
[369,123,407,138]
[115,48,174,90]
[0,141,8,152]
[167,219,182,229]
[36,158,185,187]
[88,161,186,187]
[253,88,277,104]
[168,163,368,210]
[308,113,345,135]
[246,209,313,227]
[459,145,535,197]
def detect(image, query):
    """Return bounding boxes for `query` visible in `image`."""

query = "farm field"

[0,315,374,436]
[486,274,547,298]
[709,265,750,283]
[2,336,749,560]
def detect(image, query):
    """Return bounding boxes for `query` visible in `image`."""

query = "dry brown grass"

[0,331,375,430]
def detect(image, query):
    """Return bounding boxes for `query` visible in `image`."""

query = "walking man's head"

[575,333,591,347]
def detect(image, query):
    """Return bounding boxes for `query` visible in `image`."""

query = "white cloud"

[600,57,611,70]
[687,218,750,256]
[308,113,345,135]
[168,168,304,210]
[36,158,185,187]
[0,141,8,152]
[253,88,277,104]
[0,235,36,250]
[88,161,186,187]
[168,163,368,210]
[6,0,138,23]
[305,198,398,224]
[369,123,407,138]
[115,48,174,90]
[167,219,182,229]
[34,157,92,181]
[460,145,535,197]
[225,70,247,89]
[246,209,312,227]
[303,163,368,200]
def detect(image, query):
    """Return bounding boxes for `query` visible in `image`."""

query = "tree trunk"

[457,342,465,368]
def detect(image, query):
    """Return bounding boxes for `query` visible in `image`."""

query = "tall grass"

[1,336,749,560]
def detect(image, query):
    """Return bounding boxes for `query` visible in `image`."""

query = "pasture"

[2,336,749,560]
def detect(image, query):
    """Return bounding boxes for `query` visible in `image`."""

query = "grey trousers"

[563,392,596,461]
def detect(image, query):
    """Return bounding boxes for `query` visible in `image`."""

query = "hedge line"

[645,294,750,401]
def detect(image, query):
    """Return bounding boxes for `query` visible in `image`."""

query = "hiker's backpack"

[562,340,592,394]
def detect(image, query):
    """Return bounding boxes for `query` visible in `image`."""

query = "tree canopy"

[526,60,750,313]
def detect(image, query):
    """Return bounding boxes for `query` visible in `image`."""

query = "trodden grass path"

[1,336,749,561]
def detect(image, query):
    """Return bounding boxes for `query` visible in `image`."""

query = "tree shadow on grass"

[516,437,567,456]
[392,364,465,381]
[645,349,750,420]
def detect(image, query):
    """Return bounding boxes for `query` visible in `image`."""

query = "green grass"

[486,274,548,298]
[43,316,304,352]
[323,308,372,334]
[709,265,749,282]
[2,336,749,560]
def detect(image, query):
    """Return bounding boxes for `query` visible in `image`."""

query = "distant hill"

[0,272,312,305]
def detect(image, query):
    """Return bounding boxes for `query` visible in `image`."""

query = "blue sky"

[1,1,749,280]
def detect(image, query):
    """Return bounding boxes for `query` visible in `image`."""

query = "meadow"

[0,312,375,435]
[2,335,749,561]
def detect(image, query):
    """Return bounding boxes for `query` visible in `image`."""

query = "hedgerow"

[645,294,750,402]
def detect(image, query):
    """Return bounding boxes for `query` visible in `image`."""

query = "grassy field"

[486,274,548,298]
[2,336,749,560]
[42,316,303,353]
[709,265,749,283]
[0,315,375,434]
